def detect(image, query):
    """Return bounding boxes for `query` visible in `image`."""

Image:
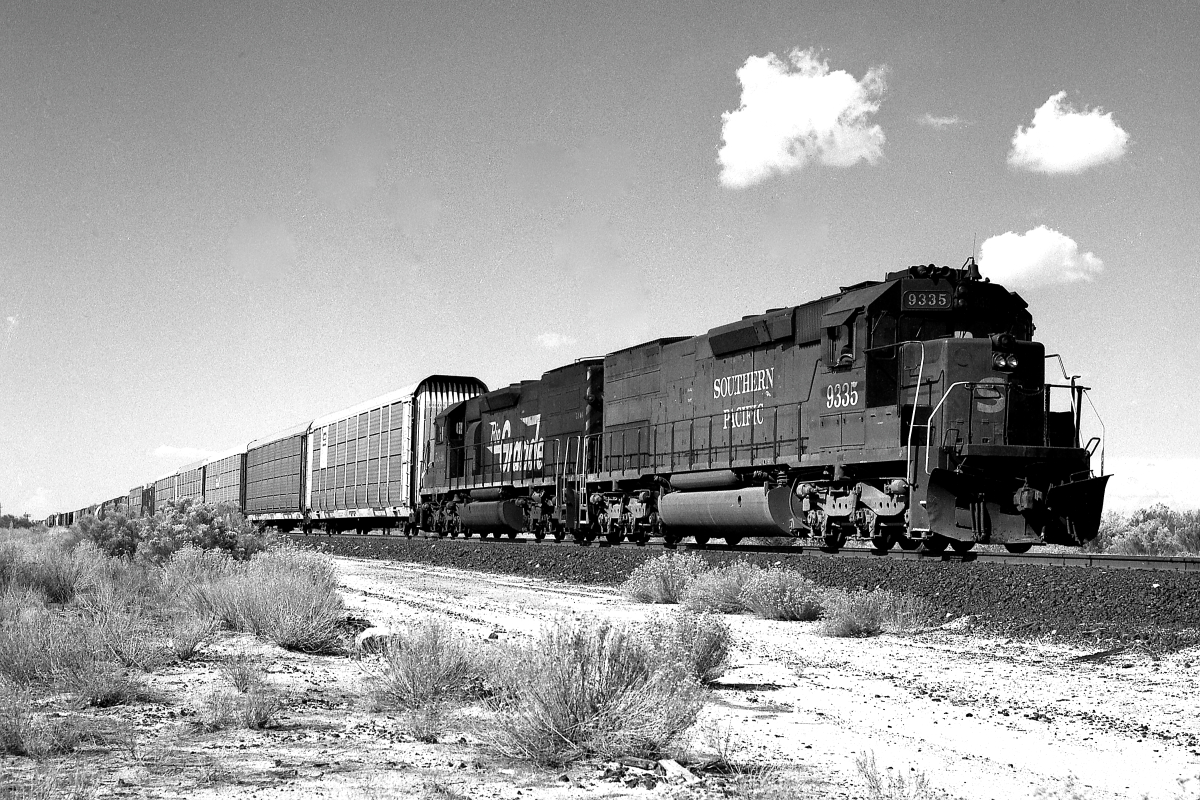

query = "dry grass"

[681,561,757,614]
[620,552,709,604]
[220,652,262,693]
[483,617,704,765]
[739,568,824,621]
[165,544,345,654]
[855,751,934,800]
[198,681,282,731]
[362,618,481,710]
[643,608,732,685]
[819,589,937,638]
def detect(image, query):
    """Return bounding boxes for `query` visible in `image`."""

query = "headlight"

[1007,354,1019,368]
[993,353,1009,369]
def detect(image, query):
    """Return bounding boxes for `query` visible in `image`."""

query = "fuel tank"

[669,470,742,491]
[658,485,795,536]
[460,500,524,533]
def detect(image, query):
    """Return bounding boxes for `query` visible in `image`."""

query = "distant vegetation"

[1086,504,1200,556]
[76,499,273,562]
[0,513,36,529]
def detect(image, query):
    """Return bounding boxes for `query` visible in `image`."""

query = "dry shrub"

[0,681,98,758]
[88,609,172,672]
[362,618,480,711]
[643,608,732,684]
[620,552,709,604]
[0,539,104,604]
[168,614,218,660]
[856,751,934,800]
[219,652,262,693]
[9,769,97,800]
[166,544,344,654]
[198,682,281,731]
[681,561,758,613]
[740,568,824,621]
[484,617,703,765]
[819,589,936,638]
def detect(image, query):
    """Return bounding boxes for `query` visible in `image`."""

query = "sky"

[3,0,1199,517]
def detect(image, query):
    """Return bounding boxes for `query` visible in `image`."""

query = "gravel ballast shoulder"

[297,535,1200,643]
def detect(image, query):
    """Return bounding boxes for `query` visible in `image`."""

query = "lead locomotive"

[421,258,1108,553]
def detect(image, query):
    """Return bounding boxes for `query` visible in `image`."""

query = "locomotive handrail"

[921,381,972,475]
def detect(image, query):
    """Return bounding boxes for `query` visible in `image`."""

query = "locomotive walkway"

[294,531,1200,573]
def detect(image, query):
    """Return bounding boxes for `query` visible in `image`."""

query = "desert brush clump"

[819,589,937,638]
[75,500,273,563]
[642,607,732,685]
[361,617,482,710]
[164,543,345,653]
[1086,505,1200,556]
[619,551,709,604]
[483,617,704,765]
[680,560,758,614]
[739,567,824,621]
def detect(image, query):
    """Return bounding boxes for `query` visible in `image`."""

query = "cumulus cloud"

[718,48,887,189]
[979,225,1103,286]
[151,445,226,462]
[536,332,578,349]
[1008,92,1129,174]
[918,113,963,128]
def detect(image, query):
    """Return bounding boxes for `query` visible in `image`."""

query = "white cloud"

[1008,92,1129,174]
[718,48,887,189]
[151,445,226,462]
[536,332,578,349]
[918,113,963,128]
[979,225,1103,287]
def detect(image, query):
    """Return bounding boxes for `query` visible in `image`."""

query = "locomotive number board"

[902,290,950,310]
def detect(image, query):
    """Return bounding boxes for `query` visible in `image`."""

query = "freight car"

[419,259,1108,553]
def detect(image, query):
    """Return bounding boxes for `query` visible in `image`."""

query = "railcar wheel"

[553,525,566,543]
[533,527,546,542]
[662,533,680,548]
[448,527,459,539]
[1004,543,1033,554]
[724,535,742,547]
[692,534,710,546]
[950,540,975,553]
[507,530,519,540]
[920,536,948,554]
[605,529,623,545]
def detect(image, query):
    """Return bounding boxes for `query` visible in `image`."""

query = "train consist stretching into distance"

[49,258,1109,554]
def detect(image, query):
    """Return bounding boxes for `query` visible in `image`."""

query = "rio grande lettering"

[487,415,545,473]
[713,368,774,400]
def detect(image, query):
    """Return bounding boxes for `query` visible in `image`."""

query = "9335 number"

[826,381,859,409]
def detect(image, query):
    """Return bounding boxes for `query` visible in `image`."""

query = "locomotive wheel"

[692,534,710,546]
[553,526,566,543]
[448,527,459,538]
[662,533,680,548]
[896,536,920,551]
[605,529,623,545]
[572,531,588,544]
[950,539,975,553]
[1004,543,1033,554]
[533,526,546,542]
[920,536,949,554]
[871,534,894,551]
[822,518,847,549]
[723,535,742,547]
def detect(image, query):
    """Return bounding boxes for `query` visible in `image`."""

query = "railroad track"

[288,531,1200,573]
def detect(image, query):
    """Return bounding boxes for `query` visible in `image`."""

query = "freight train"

[50,258,1109,554]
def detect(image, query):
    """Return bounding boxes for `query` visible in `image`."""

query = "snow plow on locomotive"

[420,258,1108,553]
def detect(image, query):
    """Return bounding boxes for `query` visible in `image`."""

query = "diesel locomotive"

[420,258,1108,553]
[52,257,1108,554]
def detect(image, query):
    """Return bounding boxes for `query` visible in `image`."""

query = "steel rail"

[287,531,1200,573]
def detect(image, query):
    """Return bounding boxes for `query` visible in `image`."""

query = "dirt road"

[338,555,1200,800]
